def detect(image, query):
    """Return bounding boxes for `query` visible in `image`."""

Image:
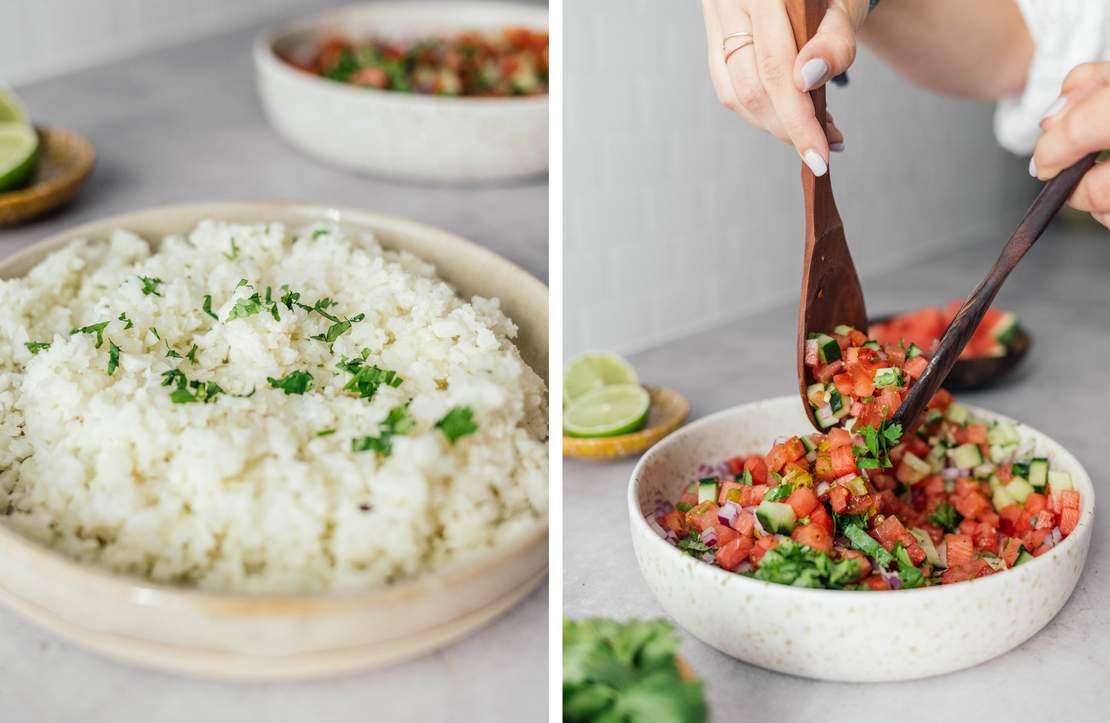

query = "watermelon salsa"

[870,301,1021,360]
[649,326,1081,590]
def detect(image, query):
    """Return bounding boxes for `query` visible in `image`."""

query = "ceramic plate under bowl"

[0,202,548,680]
[0,126,94,225]
[254,1,548,182]
[563,386,689,461]
[628,396,1093,682]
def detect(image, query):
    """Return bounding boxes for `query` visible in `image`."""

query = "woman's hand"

[701,0,870,176]
[1031,62,1110,229]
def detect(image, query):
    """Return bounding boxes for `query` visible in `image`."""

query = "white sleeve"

[993,0,1110,155]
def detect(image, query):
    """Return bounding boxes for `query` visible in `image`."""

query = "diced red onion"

[878,566,902,590]
[700,552,717,564]
[973,463,995,478]
[1051,527,1062,545]
[665,530,678,544]
[733,561,754,574]
[804,339,819,366]
[718,502,740,528]
[647,518,668,539]
[700,527,718,546]
[655,499,674,516]
[817,403,833,421]
[942,468,961,480]
[805,451,817,463]
[833,473,857,487]
[816,481,830,497]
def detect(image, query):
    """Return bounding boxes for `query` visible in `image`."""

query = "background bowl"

[628,396,1093,682]
[0,202,548,680]
[254,1,548,182]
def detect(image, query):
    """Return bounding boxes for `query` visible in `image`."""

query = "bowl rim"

[253,0,549,109]
[628,394,1095,599]
[0,200,548,610]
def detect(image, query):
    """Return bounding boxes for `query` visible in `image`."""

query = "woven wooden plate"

[0,126,94,225]
[563,385,690,461]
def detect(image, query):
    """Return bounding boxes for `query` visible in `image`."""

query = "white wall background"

[0,0,321,86]
[565,0,1034,357]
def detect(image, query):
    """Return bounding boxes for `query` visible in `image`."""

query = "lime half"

[564,383,651,438]
[564,352,640,405]
[0,123,38,193]
[0,89,28,124]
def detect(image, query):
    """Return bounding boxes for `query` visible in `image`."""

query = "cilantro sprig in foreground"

[564,618,707,723]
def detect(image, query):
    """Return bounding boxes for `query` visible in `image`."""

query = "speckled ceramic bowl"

[254,1,548,182]
[628,396,1094,682]
[0,202,548,680]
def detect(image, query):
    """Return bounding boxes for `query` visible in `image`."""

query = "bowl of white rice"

[0,202,548,679]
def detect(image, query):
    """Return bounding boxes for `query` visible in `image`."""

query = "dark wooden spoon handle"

[893,151,1099,430]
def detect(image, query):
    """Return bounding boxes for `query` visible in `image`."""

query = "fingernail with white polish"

[830,141,845,153]
[801,58,830,91]
[803,149,828,176]
[1041,96,1068,120]
[1028,157,1038,178]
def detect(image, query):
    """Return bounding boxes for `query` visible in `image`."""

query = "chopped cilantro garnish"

[71,321,111,348]
[118,312,133,329]
[739,468,753,485]
[751,538,861,589]
[316,428,336,437]
[149,327,160,341]
[226,292,264,321]
[311,318,351,344]
[892,542,926,589]
[832,511,869,536]
[765,483,792,502]
[351,405,415,456]
[844,524,894,568]
[928,501,960,533]
[162,368,222,403]
[311,228,328,240]
[279,287,302,311]
[186,344,198,365]
[138,276,163,296]
[340,361,403,400]
[25,341,50,354]
[202,295,219,320]
[161,369,187,388]
[676,531,712,557]
[436,406,478,443]
[854,421,904,469]
[107,341,120,375]
[267,370,313,395]
[224,238,239,260]
[165,344,182,359]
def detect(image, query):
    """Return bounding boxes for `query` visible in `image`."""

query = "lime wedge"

[0,123,39,193]
[564,384,651,438]
[564,352,640,404]
[0,89,28,124]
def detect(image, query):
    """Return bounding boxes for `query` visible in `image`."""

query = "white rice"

[0,220,548,592]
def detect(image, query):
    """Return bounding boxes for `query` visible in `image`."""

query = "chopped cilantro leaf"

[224,238,239,260]
[161,369,187,388]
[676,531,712,556]
[267,370,313,395]
[186,344,198,365]
[311,318,351,344]
[437,406,478,443]
[765,483,792,502]
[340,361,402,400]
[226,292,263,321]
[316,428,336,437]
[202,295,219,320]
[25,341,50,354]
[844,524,894,568]
[149,327,160,341]
[107,341,120,375]
[351,405,415,456]
[751,538,862,589]
[138,276,163,296]
[170,387,197,404]
[928,501,960,533]
[118,312,133,329]
[311,228,328,240]
[892,542,927,589]
[71,321,111,348]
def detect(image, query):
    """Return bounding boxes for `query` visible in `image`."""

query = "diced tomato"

[660,509,686,536]
[841,549,871,579]
[678,490,698,507]
[810,506,833,535]
[874,388,902,420]
[831,445,857,477]
[733,510,756,537]
[848,329,868,346]
[827,428,853,449]
[958,518,978,536]
[814,453,835,480]
[744,456,769,485]
[1059,490,1081,511]
[998,504,1023,535]
[954,491,991,521]
[726,456,746,475]
[791,522,833,554]
[766,437,806,472]
[1001,537,1023,567]
[715,536,753,571]
[833,373,855,396]
[874,515,927,564]
[954,477,981,499]
[861,574,890,591]
[927,388,952,411]
[685,502,720,532]
[1060,506,1080,535]
[738,484,767,507]
[1024,493,1047,516]
[903,355,928,379]
[829,486,849,513]
[785,487,819,519]
[940,564,974,585]
[1034,510,1055,530]
[997,464,1013,483]
[815,360,845,383]
[718,481,745,506]
[973,521,1000,554]
[945,533,975,568]
[750,536,778,566]
[715,524,740,548]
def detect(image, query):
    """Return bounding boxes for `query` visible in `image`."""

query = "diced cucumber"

[815,334,841,364]
[844,524,894,567]
[900,452,932,484]
[800,435,817,453]
[1048,470,1073,491]
[949,443,983,470]
[828,387,845,414]
[698,478,719,504]
[873,367,903,388]
[992,485,1016,512]
[989,443,1018,464]
[806,382,826,408]
[1014,548,1035,566]
[1011,461,1030,478]
[1005,477,1034,505]
[910,528,946,568]
[906,342,925,359]
[862,340,882,352]
[973,463,996,479]
[833,324,854,336]
[991,312,1019,346]
[926,444,947,472]
[843,475,868,496]
[987,421,1020,446]
[944,402,969,425]
[922,408,943,426]
[816,405,839,428]
[1028,458,1049,491]
[988,473,1003,492]
[755,500,796,534]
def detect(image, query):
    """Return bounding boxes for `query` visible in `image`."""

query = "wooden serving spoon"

[892,151,1099,430]
[786,0,868,431]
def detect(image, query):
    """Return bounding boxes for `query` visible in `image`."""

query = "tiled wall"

[0,0,325,85]
[565,0,1034,356]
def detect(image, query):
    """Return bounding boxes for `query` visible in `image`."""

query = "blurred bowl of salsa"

[254,1,548,182]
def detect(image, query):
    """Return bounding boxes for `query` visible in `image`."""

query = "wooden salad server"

[786,0,868,431]
[892,151,1099,430]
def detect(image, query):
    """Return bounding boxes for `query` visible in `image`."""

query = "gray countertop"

[0,4,547,722]
[565,224,1110,721]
